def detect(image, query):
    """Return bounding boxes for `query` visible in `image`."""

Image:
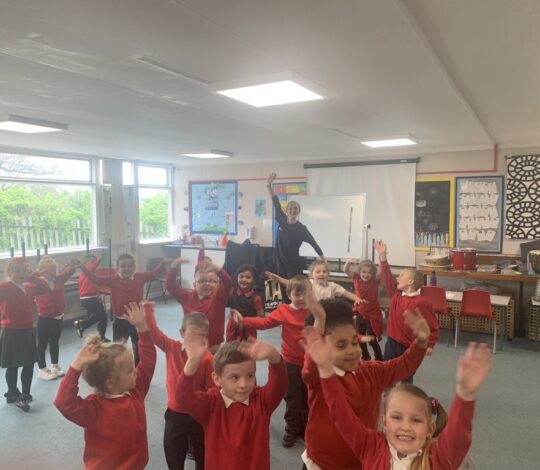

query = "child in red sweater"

[54,302,156,470]
[75,253,109,341]
[232,275,319,448]
[0,257,49,411]
[302,298,430,470]
[376,241,439,381]
[146,307,214,470]
[166,257,232,353]
[34,256,76,380]
[176,335,287,470]
[225,264,264,342]
[305,326,493,470]
[76,253,166,364]
[343,258,384,361]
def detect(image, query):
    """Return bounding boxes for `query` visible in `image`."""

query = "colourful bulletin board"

[271,181,307,246]
[189,181,238,235]
[415,177,455,251]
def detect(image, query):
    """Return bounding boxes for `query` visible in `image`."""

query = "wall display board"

[505,154,540,239]
[189,181,238,235]
[415,177,455,251]
[455,176,504,253]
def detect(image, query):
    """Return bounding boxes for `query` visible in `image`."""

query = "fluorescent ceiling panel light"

[182,150,233,159]
[217,80,323,107]
[0,115,68,133]
[361,138,416,148]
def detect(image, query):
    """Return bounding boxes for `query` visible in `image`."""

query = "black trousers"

[384,336,414,383]
[113,318,139,365]
[164,408,205,470]
[284,361,308,436]
[37,317,63,369]
[356,315,383,361]
[80,297,108,337]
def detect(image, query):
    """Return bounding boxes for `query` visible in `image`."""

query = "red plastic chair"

[455,289,498,353]
[420,286,452,346]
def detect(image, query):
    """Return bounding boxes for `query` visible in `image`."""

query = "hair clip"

[430,397,439,414]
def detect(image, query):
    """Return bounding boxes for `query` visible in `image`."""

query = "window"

[0,153,96,256]
[122,163,172,242]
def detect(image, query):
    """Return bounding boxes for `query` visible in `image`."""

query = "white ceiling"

[0,0,539,166]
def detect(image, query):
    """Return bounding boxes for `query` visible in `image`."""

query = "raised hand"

[265,271,280,281]
[171,257,190,269]
[267,173,277,186]
[72,343,101,371]
[303,326,333,373]
[123,302,148,332]
[456,342,493,401]
[231,309,244,325]
[404,308,430,348]
[238,339,281,364]
[184,330,209,363]
[374,240,387,259]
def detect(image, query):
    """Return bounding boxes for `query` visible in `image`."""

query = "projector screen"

[306,161,417,266]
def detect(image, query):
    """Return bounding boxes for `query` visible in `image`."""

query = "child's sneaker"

[51,365,65,378]
[14,394,31,412]
[38,368,57,381]
[74,320,84,338]
[4,388,21,404]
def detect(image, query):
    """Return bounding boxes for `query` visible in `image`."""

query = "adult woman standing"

[267,173,323,302]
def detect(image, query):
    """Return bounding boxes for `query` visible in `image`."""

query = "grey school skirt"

[0,328,37,368]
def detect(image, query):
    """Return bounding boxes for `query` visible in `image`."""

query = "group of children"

[0,236,493,469]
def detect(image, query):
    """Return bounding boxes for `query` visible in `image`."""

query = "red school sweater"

[242,303,309,366]
[321,375,475,469]
[165,267,232,347]
[81,261,165,318]
[34,269,75,318]
[78,257,101,298]
[379,260,439,348]
[176,359,288,470]
[0,277,49,329]
[353,275,384,338]
[54,332,156,470]
[302,341,426,470]
[145,307,215,413]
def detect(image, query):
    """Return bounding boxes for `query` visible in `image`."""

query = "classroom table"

[419,267,538,336]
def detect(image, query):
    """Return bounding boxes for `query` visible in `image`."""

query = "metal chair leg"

[493,323,497,354]
[454,318,459,348]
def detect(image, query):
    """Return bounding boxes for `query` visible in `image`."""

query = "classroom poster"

[414,177,455,251]
[455,176,504,252]
[189,181,238,234]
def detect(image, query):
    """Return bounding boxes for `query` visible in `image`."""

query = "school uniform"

[166,267,232,347]
[54,332,156,470]
[320,374,475,469]
[0,278,48,368]
[379,260,439,381]
[81,261,165,363]
[302,341,426,470]
[34,269,75,369]
[242,303,309,437]
[352,275,384,360]
[145,308,214,469]
[176,359,288,470]
[225,288,263,341]
[309,279,346,301]
[78,258,107,338]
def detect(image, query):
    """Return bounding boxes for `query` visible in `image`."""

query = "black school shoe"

[282,432,297,448]
[14,394,31,412]
[74,320,84,339]
[4,388,21,404]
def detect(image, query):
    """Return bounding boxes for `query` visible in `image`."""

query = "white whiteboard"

[294,194,366,259]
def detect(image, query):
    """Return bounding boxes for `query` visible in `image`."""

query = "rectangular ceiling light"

[361,138,416,148]
[182,150,234,159]
[217,80,323,107]
[0,115,68,133]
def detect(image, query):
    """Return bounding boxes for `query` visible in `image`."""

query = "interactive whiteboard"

[294,194,366,259]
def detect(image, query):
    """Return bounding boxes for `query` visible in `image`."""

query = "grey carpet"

[1,302,538,469]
